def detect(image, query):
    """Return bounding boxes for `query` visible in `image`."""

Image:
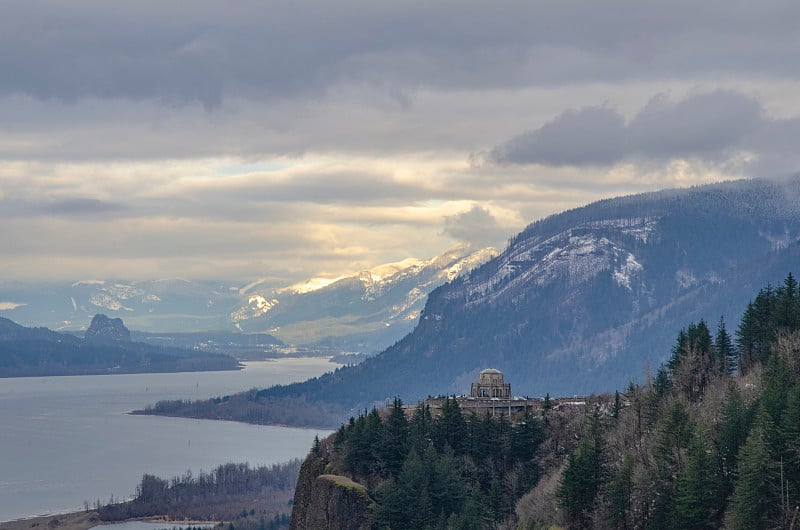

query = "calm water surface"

[0,358,339,522]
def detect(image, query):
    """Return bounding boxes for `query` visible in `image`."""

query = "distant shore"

[0,512,218,530]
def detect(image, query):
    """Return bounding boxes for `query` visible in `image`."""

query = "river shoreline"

[0,512,219,530]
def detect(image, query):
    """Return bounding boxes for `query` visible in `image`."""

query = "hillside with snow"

[230,244,498,351]
[0,245,497,353]
[257,177,800,407]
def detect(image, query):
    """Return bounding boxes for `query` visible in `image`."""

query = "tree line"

[550,273,800,529]
[98,460,300,528]
[327,396,547,529]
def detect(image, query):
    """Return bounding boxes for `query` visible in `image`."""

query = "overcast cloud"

[1,1,800,283]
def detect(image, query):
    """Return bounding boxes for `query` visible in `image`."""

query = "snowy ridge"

[463,218,652,306]
[229,244,499,348]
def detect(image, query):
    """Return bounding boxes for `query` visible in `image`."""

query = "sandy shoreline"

[0,512,218,530]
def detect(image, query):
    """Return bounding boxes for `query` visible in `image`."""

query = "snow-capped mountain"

[0,245,497,352]
[229,244,499,351]
[260,177,800,408]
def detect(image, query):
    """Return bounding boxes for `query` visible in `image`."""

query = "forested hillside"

[260,177,800,409]
[291,273,800,529]
[0,315,238,376]
[539,273,800,529]
[142,178,800,428]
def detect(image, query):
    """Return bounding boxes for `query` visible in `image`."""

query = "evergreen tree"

[429,444,467,518]
[604,454,633,530]
[382,396,410,477]
[655,400,693,474]
[557,409,605,528]
[780,381,800,507]
[409,403,433,454]
[433,396,467,454]
[671,428,721,529]
[376,448,426,528]
[714,316,736,375]
[612,390,622,419]
[458,483,489,530]
[762,351,792,430]
[728,420,780,529]
[717,384,749,483]
[773,272,799,330]
[736,285,776,369]
[510,410,545,463]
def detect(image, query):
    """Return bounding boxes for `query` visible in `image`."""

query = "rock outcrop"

[85,314,131,342]
[290,454,373,530]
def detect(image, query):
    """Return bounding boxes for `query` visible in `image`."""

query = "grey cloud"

[2,1,800,106]
[491,106,626,166]
[627,91,762,159]
[40,198,126,216]
[442,206,507,248]
[491,89,800,176]
[0,197,127,218]
[228,171,435,205]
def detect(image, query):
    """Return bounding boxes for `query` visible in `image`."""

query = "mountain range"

[0,245,496,353]
[259,177,800,412]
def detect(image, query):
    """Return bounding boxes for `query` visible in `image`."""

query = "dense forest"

[545,273,800,530]
[297,273,800,529]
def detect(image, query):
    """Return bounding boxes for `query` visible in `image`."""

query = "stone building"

[410,367,594,421]
[470,368,511,398]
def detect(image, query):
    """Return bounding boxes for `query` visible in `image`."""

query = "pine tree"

[774,272,799,330]
[714,316,736,375]
[780,382,800,507]
[671,428,721,529]
[612,390,622,419]
[728,420,780,529]
[433,396,467,454]
[604,454,633,529]
[717,384,749,484]
[557,409,605,528]
[409,403,433,454]
[459,483,489,530]
[382,396,410,477]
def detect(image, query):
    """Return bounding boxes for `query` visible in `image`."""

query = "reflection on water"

[0,358,339,522]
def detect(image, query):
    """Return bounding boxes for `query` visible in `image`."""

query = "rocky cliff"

[85,313,131,342]
[290,453,373,530]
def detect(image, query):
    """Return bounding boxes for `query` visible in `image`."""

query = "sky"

[2,1,800,286]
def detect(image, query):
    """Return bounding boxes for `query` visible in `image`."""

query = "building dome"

[472,368,510,398]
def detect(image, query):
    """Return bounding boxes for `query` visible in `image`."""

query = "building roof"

[479,368,502,374]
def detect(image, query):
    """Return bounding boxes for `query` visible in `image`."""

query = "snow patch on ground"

[90,294,132,311]
[675,269,698,289]
[613,254,643,290]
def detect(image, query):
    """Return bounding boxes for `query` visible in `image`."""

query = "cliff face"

[290,454,373,530]
[85,313,131,342]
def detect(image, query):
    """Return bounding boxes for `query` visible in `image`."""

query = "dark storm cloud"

[442,206,507,248]
[2,1,800,106]
[491,90,800,175]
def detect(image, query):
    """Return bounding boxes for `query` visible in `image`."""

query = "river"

[0,358,340,522]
